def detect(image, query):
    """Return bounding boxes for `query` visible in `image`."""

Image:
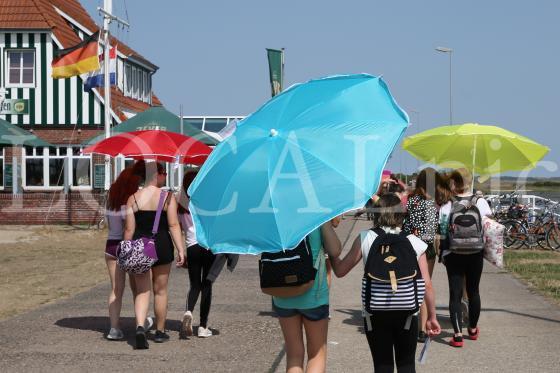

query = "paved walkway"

[1,217,560,372]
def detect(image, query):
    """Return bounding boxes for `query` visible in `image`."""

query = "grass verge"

[504,249,560,304]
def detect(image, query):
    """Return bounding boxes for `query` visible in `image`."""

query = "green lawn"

[504,250,560,303]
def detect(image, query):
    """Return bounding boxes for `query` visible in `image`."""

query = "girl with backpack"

[403,168,442,343]
[329,193,441,372]
[271,223,342,373]
[439,168,492,348]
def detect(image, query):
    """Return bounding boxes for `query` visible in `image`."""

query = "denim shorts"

[272,303,329,321]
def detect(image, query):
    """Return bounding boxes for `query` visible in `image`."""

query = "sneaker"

[106,328,124,340]
[468,327,480,340]
[135,326,149,349]
[197,326,212,338]
[417,331,427,343]
[153,330,170,343]
[181,311,193,337]
[144,316,154,332]
[449,335,464,348]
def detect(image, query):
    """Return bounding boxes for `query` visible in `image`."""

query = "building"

[183,116,245,141]
[0,0,161,224]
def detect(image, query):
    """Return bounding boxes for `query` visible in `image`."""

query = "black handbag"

[259,237,318,297]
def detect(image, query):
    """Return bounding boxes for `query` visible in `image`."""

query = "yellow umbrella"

[402,123,549,176]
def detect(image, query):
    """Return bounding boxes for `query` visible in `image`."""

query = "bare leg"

[105,256,126,329]
[133,272,151,327]
[152,263,172,331]
[303,317,328,373]
[278,315,305,373]
[420,258,436,333]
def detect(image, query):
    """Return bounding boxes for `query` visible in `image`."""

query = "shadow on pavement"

[436,306,560,324]
[55,316,222,334]
[335,308,365,334]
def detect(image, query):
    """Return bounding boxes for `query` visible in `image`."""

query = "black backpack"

[448,196,484,253]
[259,237,318,298]
[362,228,425,313]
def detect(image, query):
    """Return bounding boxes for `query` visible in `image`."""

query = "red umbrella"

[83,130,212,165]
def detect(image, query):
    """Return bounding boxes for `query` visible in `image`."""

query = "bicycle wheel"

[546,224,560,251]
[503,220,527,249]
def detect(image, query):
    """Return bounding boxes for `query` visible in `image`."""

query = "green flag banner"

[266,48,284,96]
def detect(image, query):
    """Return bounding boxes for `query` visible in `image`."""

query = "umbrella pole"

[471,135,477,192]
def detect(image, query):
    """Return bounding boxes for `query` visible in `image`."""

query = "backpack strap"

[151,191,167,237]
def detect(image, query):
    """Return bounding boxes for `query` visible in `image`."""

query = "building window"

[22,147,92,189]
[122,62,151,103]
[125,63,132,96]
[24,147,44,187]
[70,147,91,187]
[48,147,65,187]
[6,50,35,87]
[143,71,150,103]
[0,147,4,189]
[204,118,228,133]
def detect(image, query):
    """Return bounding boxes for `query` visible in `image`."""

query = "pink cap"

[382,169,392,180]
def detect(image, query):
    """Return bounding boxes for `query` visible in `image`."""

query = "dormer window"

[123,61,151,103]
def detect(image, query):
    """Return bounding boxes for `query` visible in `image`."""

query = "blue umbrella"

[189,74,409,254]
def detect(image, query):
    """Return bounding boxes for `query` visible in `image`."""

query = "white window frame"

[22,147,50,190]
[124,63,132,97]
[0,147,5,190]
[68,146,92,190]
[132,66,138,99]
[147,72,152,104]
[47,147,65,188]
[21,146,93,191]
[6,49,36,88]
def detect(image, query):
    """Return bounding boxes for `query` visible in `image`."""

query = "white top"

[179,212,198,248]
[106,206,126,240]
[359,226,428,267]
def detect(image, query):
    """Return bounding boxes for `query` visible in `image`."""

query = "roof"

[0,0,51,29]
[98,86,162,122]
[0,0,157,70]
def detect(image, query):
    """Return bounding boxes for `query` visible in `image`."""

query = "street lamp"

[435,46,453,124]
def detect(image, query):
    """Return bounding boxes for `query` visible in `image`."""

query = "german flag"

[52,31,100,79]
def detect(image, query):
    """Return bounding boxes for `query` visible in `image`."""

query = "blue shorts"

[272,303,329,321]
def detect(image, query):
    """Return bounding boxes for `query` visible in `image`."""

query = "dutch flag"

[81,45,117,92]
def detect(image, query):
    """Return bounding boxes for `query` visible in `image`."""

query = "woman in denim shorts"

[273,221,341,373]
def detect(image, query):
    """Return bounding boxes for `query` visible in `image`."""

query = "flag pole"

[102,0,112,191]
[99,0,129,190]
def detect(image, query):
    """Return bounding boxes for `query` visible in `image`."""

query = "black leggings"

[364,312,418,373]
[186,244,216,328]
[444,251,483,333]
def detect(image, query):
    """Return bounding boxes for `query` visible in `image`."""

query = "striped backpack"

[362,228,425,314]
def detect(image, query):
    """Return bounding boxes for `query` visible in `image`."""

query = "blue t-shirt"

[273,228,329,310]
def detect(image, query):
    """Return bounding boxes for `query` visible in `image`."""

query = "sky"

[84,0,560,177]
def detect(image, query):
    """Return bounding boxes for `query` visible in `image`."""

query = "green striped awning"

[0,118,53,147]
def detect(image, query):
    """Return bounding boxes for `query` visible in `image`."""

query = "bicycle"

[501,201,559,250]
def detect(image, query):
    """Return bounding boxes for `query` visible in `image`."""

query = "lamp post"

[435,46,453,124]
[409,109,421,170]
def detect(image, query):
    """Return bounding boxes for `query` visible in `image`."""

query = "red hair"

[107,167,141,211]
